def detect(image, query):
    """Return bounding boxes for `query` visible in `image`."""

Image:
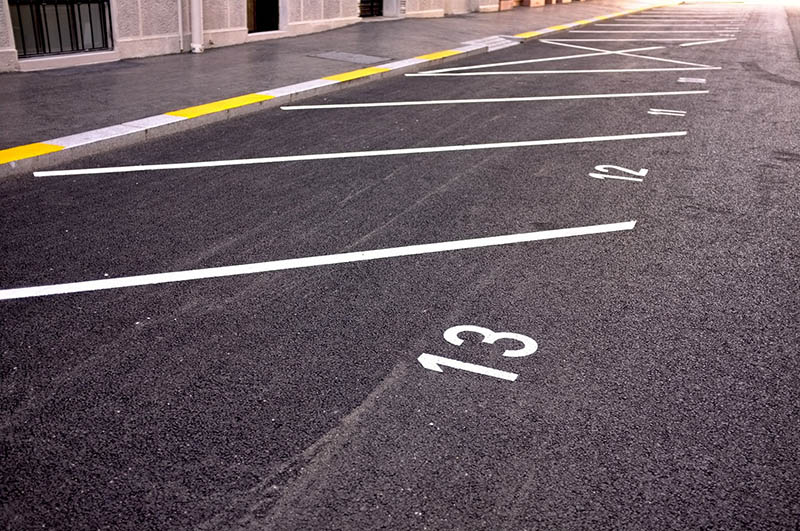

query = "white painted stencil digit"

[418,325,537,382]
[589,165,648,183]
[443,325,537,357]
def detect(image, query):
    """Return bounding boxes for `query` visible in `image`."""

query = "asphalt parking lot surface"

[2,3,800,529]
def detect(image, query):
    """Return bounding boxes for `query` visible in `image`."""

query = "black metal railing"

[9,0,113,58]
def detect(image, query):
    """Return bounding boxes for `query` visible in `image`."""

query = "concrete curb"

[0,1,678,179]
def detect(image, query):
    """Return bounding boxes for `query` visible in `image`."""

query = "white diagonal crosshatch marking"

[407,38,719,77]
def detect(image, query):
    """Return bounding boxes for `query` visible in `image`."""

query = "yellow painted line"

[574,20,593,25]
[547,24,572,31]
[415,50,463,61]
[323,66,392,82]
[0,142,64,164]
[166,93,275,119]
[514,30,544,38]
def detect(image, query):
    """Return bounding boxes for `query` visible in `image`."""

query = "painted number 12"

[589,165,648,183]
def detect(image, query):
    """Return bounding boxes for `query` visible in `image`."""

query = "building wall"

[283,0,359,37]
[115,0,183,58]
[444,0,479,15]
[203,0,247,48]
[406,0,444,17]
[0,1,16,70]
[0,0,460,72]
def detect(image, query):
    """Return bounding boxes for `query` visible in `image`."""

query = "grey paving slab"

[0,0,663,151]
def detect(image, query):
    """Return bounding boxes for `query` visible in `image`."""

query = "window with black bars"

[9,0,113,58]
[359,0,382,17]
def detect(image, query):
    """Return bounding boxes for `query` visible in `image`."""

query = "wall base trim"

[286,17,361,36]
[405,8,446,17]
[17,50,120,72]
[0,48,18,72]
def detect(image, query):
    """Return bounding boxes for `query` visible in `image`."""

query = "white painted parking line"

[0,221,637,300]
[627,15,745,18]
[626,17,743,20]
[679,38,735,47]
[548,39,732,42]
[281,90,708,110]
[648,108,687,116]
[643,10,743,13]
[678,77,707,83]
[597,23,740,26]
[623,18,743,22]
[628,11,745,14]
[569,30,740,33]
[33,131,688,177]
[408,67,719,77]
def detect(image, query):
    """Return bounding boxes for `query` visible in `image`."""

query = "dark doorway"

[247,0,279,32]
[9,0,113,58]
[359,0,383,17]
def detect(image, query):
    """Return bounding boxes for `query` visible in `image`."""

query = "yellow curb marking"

[514,30,544,38]
[0,142,64,165]
[166,93,275,119]
[323,66,392,82]
[512,6,670,41]
[415,50,463,61]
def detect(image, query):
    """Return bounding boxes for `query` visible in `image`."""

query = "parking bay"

[3,5,800,528]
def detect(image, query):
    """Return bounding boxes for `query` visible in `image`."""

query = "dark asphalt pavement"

[2,3,800,530]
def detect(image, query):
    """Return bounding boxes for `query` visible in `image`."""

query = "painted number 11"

[418,325,538,382]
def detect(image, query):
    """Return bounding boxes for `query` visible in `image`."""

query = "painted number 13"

[418,325,538,382]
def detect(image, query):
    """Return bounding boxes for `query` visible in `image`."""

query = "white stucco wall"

[0,0,464,72]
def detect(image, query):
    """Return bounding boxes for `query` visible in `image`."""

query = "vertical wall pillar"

[190,0,204,53]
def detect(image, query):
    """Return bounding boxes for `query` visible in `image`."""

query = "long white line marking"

[624,20,741,24]
[679,38,734,47]
[597,23,740,26]
[0,221,637,300]
[34,131,688,177]
[628,12,745,15]
[569,30,739,33]
[626,16,744,18]
[407,67,719,77]
[545,39,732,42]
[281,90,708,110]
[640,11,744,13]
[625,18,743,21]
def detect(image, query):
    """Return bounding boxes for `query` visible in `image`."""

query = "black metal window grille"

[9,0,113,59]
[359,0,382,17]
